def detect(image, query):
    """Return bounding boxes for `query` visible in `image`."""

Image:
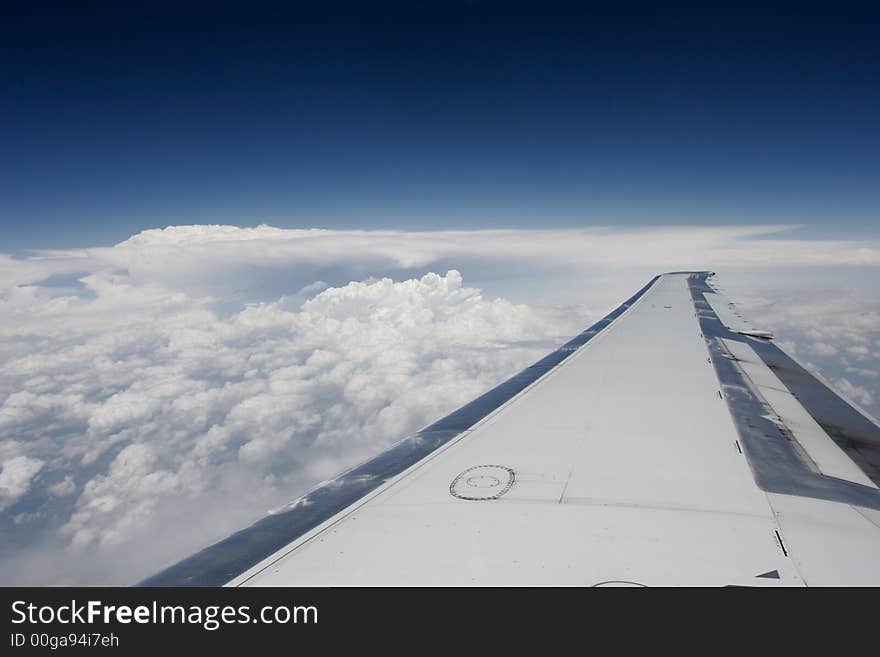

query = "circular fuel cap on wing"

[450,465,515,500]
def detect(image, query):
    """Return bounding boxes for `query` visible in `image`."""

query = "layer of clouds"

[4,223,880,307]
[1,224,878,584]
[0,258,581,584]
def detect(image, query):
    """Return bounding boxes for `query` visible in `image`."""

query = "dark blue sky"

[2,2,879,249]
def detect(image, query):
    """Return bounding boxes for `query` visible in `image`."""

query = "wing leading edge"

[140,272,880,587]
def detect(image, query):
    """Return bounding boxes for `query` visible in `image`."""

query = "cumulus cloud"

[47,475,76,497]
[0,456,44,511]
[832,378,875,408]
[1,224,878,584]
[0,253,581,584]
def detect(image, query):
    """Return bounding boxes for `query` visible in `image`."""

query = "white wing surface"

[141,272,880,587]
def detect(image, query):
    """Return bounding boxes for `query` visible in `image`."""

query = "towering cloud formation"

[1,224,878,584]
[0,256,579,584]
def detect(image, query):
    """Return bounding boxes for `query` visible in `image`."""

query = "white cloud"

[4,224,880,298]
[47,475,76,497]
[1,224,879,584]
[0,456,44,511]
[0,256,581,584]
[846,367,879,378]
[811,342,839,357]
[833,378,875,408]
[847,344,871,358]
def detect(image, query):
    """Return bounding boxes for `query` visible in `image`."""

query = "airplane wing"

[140,272,880,587]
